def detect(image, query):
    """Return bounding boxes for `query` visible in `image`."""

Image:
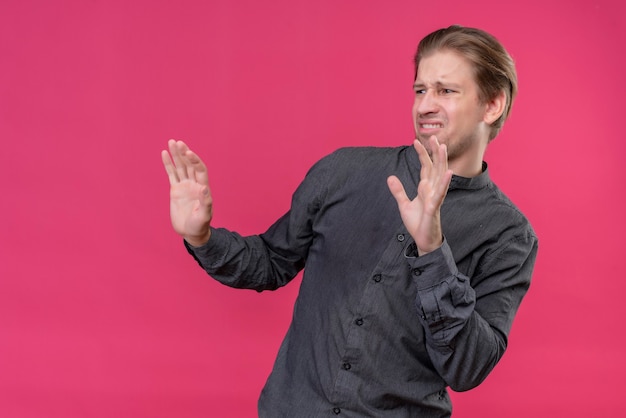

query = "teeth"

[422,123,442,129]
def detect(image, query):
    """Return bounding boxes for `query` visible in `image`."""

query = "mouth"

[416,121,444,138]
[419,122,443,129]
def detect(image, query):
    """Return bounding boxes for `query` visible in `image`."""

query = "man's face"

[412,50,490,174]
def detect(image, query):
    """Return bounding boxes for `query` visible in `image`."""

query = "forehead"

[414,50,476,86]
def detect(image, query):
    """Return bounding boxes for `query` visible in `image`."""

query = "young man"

[162,25,538,417]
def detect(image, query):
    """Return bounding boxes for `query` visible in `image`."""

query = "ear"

[483,90,506,125]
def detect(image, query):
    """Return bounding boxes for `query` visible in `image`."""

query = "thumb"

[387,175,409,205]
[198,185,213,206]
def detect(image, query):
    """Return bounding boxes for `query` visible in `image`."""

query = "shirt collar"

[404,145,491,191]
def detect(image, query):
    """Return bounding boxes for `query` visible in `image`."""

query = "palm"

[169,179,212,237]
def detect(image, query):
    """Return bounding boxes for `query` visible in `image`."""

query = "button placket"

[329,224,411,406]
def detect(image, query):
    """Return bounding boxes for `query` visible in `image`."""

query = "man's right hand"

[161,139,213,247]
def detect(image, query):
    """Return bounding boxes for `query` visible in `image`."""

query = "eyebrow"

[413,81,461,89]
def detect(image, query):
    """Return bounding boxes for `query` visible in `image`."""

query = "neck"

[449,158,484,178]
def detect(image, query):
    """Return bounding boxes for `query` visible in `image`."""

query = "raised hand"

[161,139,213,247]
[387,136,453,255]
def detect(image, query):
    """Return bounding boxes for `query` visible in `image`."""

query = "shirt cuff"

[405,237,460,289]
[184,227,229,269]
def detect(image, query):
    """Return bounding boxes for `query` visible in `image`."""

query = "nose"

[414,90,438,116]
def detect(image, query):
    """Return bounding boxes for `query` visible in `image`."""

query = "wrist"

[184,229,212,248]
[416,235,444,256]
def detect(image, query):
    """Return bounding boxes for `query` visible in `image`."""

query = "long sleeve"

[184,154,328,291]
[408,228,538,392]
[183,228,301,291]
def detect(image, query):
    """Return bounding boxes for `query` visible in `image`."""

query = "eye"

[414,88,426,95]
[440,88,455,94]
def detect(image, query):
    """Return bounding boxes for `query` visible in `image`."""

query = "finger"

[186,155,196,181]
[414,139,432,180]
[169,140,189,180]
[185,149,210,186]
[428,137,452,198]
[387,175,410,206]
[430,136,449,179]
[433,169,453,206]
[161,149,179,184]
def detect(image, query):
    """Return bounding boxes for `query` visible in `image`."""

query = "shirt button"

[355,318,364,326]
[397,234,405,242]
[412,268,423,276]
[373,274,382,283]
[333,407,341,414]
[342,362,351,370]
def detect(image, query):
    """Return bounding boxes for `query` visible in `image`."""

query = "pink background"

[1,0,625,416]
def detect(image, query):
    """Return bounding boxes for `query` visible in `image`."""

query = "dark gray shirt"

[186,145,538,417]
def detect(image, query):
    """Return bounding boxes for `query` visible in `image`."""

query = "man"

[161,25,538,417]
